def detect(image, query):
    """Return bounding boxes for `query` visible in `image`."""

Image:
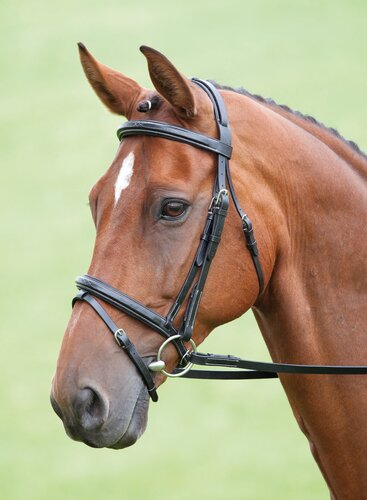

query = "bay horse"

[51,44,367,499]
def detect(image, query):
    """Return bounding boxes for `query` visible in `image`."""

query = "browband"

[117,120,233,159]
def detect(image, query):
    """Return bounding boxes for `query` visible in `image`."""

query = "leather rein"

[73,79,367,402]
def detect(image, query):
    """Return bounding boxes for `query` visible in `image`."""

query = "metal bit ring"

[150,334,197,378]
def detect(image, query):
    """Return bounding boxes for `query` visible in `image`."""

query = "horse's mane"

[211,81,367,161]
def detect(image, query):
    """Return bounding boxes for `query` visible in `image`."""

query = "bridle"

[73,79,367,403]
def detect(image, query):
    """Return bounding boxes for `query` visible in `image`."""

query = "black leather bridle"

[73,79,367,402]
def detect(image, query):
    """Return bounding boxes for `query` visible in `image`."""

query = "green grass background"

[1,0,366,499]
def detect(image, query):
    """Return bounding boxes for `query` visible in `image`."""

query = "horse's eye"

[161,200,188,219]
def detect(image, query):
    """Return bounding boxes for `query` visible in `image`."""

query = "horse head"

[50,45,265,449]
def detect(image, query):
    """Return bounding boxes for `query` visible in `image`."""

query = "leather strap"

[175,352,367,376]
[178,369,277,380]
[75,275,188,359]
[117,120,232,159]
[179,193,229,341]
[73,291,158,401]
[225,158,264,292]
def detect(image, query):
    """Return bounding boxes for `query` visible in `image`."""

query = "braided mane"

[211,81,367,161]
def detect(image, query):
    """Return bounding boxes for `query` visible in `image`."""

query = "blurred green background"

[1,0,366,498]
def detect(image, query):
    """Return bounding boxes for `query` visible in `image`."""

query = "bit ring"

[150,334,197,378]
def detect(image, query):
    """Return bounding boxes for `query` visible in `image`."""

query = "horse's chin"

[107,387,150,449]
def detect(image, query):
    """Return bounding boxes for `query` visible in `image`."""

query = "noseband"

[73,79,367,402]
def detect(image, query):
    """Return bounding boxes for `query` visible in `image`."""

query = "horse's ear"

[140,46,197,118]
[78,43,143,117]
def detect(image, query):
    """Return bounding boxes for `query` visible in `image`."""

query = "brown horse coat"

[51,45,367,499]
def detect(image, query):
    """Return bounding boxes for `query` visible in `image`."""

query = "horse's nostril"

[74,387,109,431]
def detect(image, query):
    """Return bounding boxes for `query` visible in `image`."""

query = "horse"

[51,44,367,499]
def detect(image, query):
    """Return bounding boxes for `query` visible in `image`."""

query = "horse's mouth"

[107,386,150,449]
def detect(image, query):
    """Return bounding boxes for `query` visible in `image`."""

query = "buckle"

[241,213,253,232]
[209,188,229,212]
[114,328,127,348]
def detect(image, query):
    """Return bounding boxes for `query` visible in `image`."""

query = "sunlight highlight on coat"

[114,152,135,205]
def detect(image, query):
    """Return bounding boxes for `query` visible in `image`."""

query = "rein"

[73,79,367,402]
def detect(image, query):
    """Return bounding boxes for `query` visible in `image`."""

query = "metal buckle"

[148,334,197,378]
[114,328,126,348]
[209,188,229,213]
[241,213,253,232]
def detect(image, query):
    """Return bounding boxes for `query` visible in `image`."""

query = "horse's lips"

[107,385,149,449]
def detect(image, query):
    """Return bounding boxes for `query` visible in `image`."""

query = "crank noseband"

[73,79,264,401]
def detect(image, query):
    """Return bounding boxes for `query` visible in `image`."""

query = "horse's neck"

[234,95,367,496]
[227,88,367,359]
[260,98,367,178]
[232,95,367,363]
